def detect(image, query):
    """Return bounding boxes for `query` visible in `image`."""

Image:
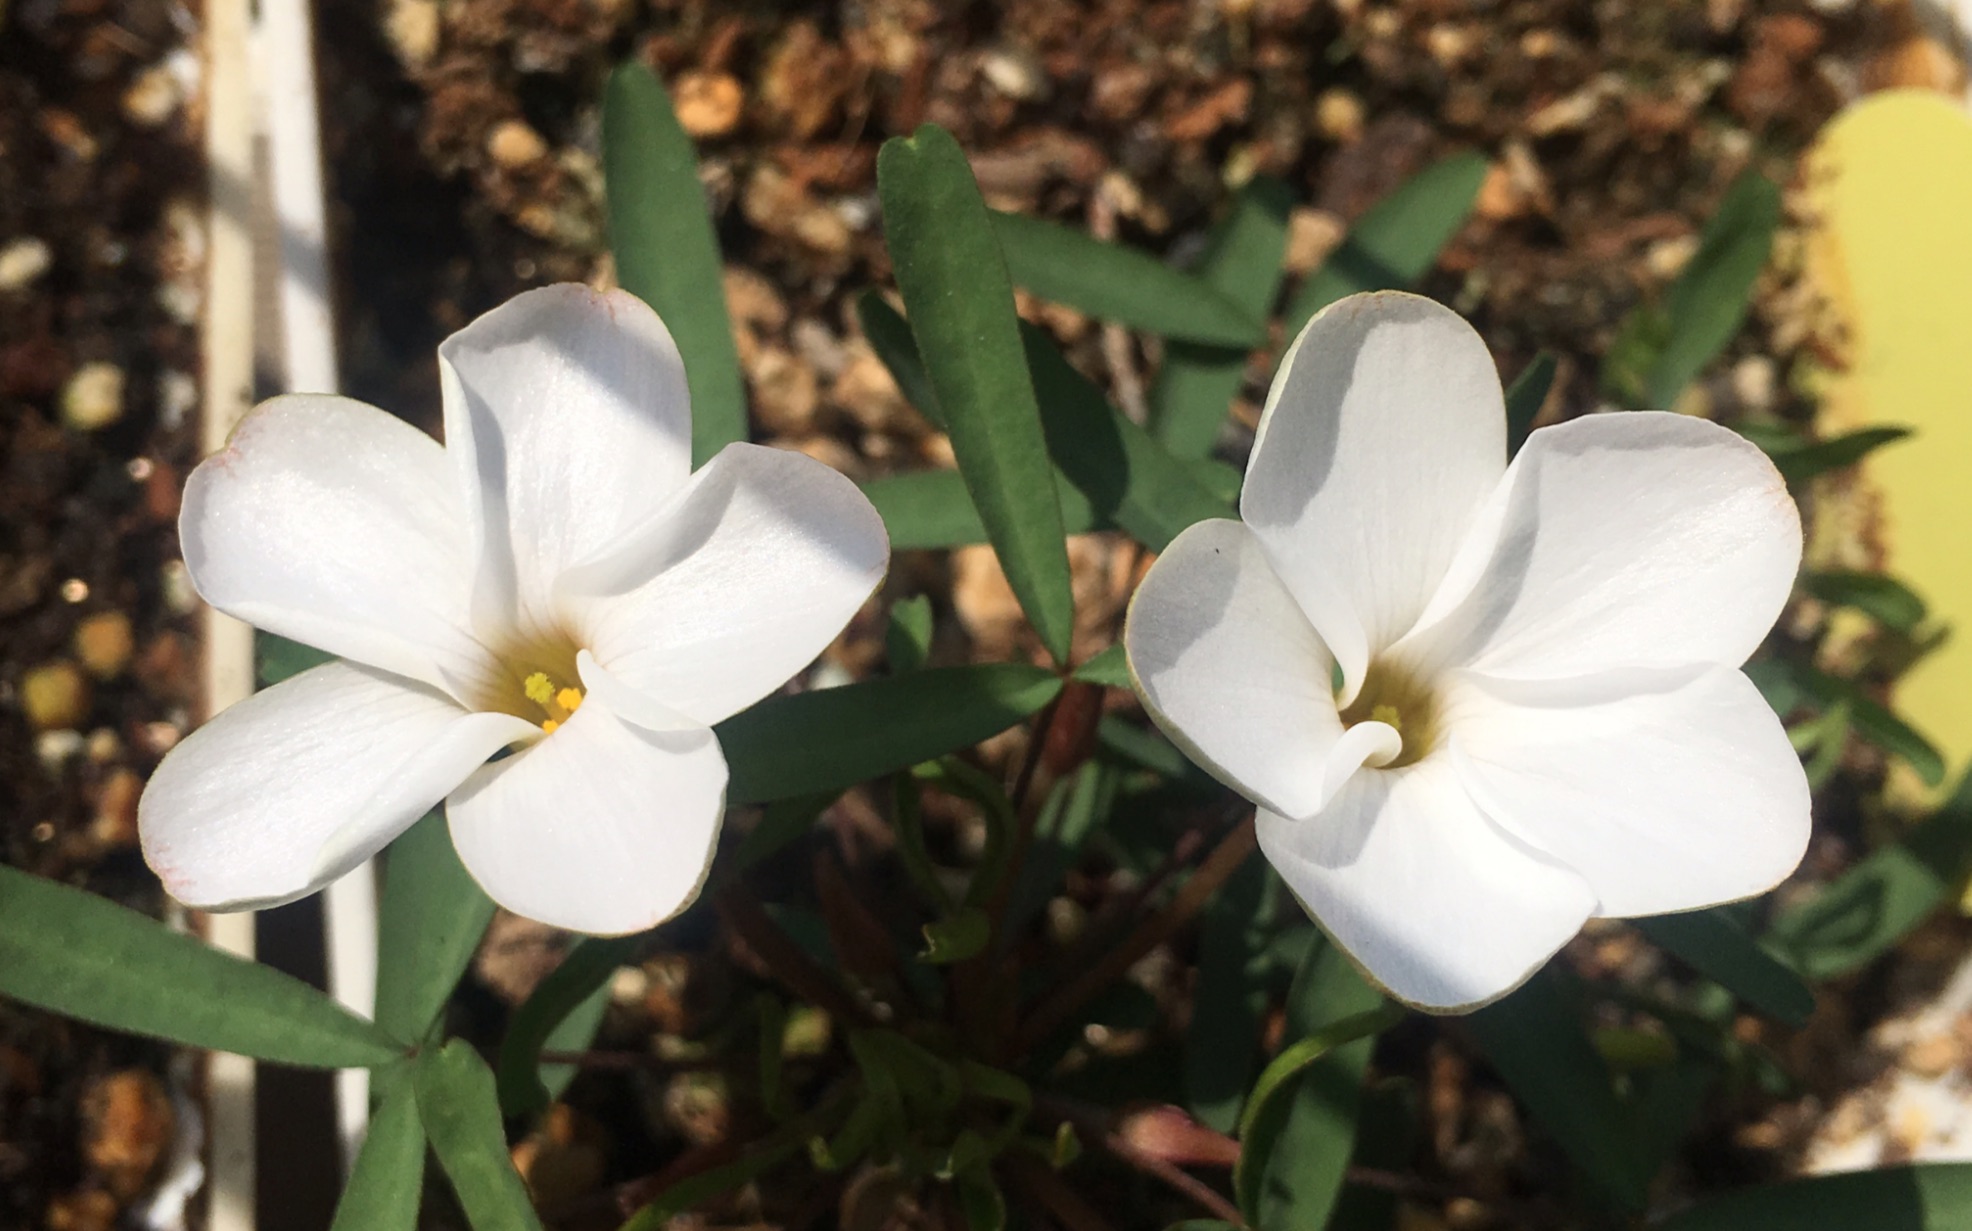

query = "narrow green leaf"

[954,1165,1008,1231]
[1801,570,1928,634]
[1072,644,1130,689]
[857,291,943,428]
[374,811,495,1046]
[1184,858,1269,1133]
[990,210,1265,347]
[1634,910,1814,1027]
[603,62,746,466]
[1023,324,1234,552]
[496,935,641,1117]
[1329,1078,1421,1231]
[328,1072,425,1231]
[1285,151,1489,337]
[920,908,992,964]
[1466,971,1649,1209]
[1657,1162,1972,1231]
[1504,352,1558,457]
[718,664,1064,805]
[538,977,610,1107]
[1239,939,1399,1227]
[1629,1060,1717,1185]
[258,632,333,686]
[729,792,838,878]
[1768,768,1972,980]
[879,124,1075,663]
[1785,660,1943,784]
[887,595,935,672]
[414,1041,545,1231]
[1757,424,1913,484]
[1640,171,1782,410]
[620,1122,817,1231]
[1150,177,1294,459]
[0,864,403,1067]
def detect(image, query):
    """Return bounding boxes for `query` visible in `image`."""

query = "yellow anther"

[541,719,559,735]
[523,672,555,706]
[1371,703,1403,732]
[556,687,584,714]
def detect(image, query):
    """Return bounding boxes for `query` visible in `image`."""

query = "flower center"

[522,671,584,734]
[1338,661,1438,769]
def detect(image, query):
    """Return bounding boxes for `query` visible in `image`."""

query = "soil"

[3,0,1969,1228]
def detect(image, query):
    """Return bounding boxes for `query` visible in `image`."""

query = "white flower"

[140,286,889,934]
[1125,292,1809,1011]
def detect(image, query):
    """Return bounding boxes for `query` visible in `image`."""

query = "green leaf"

[1149,176,1294,459]
[954,1164,1008,1231]
[1184,858,1269,1133]
[1757,424,1913,484]
[1239,939,1399,1227]
[1608,171,1782,410]
[1634,909,1814,1027]
[991,210,1265,347]
[1801,570,1929,634]
[603,62,746,466]
[887,594,935,672]
[857,291,943,428]
[920,907,992,964]
[1466,971,1649,1210]
[1767,768,1972,980]
[879,124,1075,663]
[1772,659,1943,784]
[538,977,610,1107]
[1072,644,1130,689]
[1657,1162,1972,1231]
[496,935,641,1117]
[729,792,838,879]
[414,1040,546,1231]
[328,1071,425,1231]
[374,811,495,1046]
[1329,1078,1421,1231]
[1023,324,1234,552]
[1504,352,1558,456]
[1285,151,1489,338]
[0,864,403,1067]
[258,632,333,686]
[718,663,1064,805]
[620,1120,819,1231]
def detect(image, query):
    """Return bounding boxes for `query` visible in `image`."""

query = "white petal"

[140,661,534,912]
[446,697,728,934]
[1241,292,1505,698]
[561,442,888,726]
[1125,519,1341,821]
[181,394,489,694]
[1257,759,1596,1011]
[439,285,693,636]
[1446,665,1811,918]
[1398,412,1800,680]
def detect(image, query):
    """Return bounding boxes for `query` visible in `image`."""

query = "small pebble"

[74,611,135,679]
[385,0,441,66]
[486,119,549,169]
[62,363,126,432]
[0,237,52,292]
[979,45,1049,101]
[672,71,743,138]
[122,62,185,126]
[35,729,86,772]
[1314,88,1366,143]
[22,660,90,731]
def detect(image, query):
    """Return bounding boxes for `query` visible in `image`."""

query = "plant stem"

[1016,812,1257,1052]
[717,885,874,1028]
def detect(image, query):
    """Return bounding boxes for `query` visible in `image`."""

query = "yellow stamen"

[555,687,584,714]
[541,719,559,735]
[1370,704,1402,732]
[523,672,555,706]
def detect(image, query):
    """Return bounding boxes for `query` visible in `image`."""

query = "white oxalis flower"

[140,285,889,934]
[1125,291,1810,1012]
